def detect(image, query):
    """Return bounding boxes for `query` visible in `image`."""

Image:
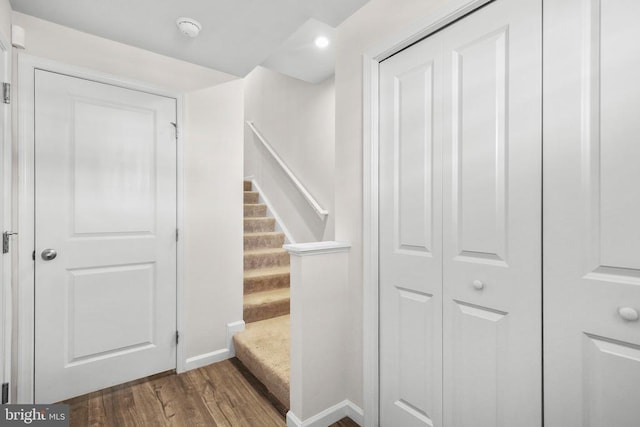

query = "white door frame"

[0,30,11,403]
[361,1,494,425]
[16,54,186,403]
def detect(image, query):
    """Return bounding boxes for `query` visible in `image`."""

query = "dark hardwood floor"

[63,358,359,427]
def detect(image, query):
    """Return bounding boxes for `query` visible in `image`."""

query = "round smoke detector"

[176,17,202,38]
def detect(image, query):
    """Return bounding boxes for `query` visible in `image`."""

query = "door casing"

[16,54,186,403]
[0,30,11,404]
[361,1,508,426]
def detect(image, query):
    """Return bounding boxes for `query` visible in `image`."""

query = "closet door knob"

[472,280,484,291]
[618,307,639,322]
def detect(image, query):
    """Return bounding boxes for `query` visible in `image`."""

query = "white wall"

[11,12,237,92]
[334,0,462,410]
[244,66,334,243]
[184,80,244,364]
[0,0,9,43]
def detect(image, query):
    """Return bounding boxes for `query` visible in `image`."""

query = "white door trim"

[361,1,493,425]
[0,30,11,402]
[16,54,186,403]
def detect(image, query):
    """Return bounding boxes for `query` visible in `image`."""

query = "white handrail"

[247,121,329,220]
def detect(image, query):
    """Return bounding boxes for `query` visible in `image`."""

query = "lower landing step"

[233,315,290,409]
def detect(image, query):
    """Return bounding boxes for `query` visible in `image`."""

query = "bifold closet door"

[379,0,541,426]
[441,0,542,426]
[544,0,640,425]
[379,32,444,427]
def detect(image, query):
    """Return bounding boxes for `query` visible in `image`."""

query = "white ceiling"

[262,19,335,84]
[9,0,369,82]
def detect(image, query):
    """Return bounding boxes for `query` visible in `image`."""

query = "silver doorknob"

[618,307,639,322]
[41,248,57,261]
[472,280,485,290]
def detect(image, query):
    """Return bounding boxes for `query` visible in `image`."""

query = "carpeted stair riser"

[244,270,290,294]
[244,181,252,191]
[244,298,290,323]
[244,232,285,251]
[244,191,259,204]
[244,250,290,270]
[244,218,276,233]
[244,204,267,218]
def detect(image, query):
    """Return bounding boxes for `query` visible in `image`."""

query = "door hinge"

[176,228,179,242]
[2,82,10,104]
[2,382,8,404]
[2,231,17,254]
[32,250,35,261]
[170,122,178,139]
[175,331,179,345]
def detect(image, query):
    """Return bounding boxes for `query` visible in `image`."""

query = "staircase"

[234,181,291,408]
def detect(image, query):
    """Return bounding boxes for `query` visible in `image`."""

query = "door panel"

[34,70,177,403]
[449,300,508,427]
[544,0,640,424]
[583,335,640,427]
[451,28,508,263]
[72,100,156,235]
[443,0,541,425]
[68,263,155,361]
[380,32,443,427]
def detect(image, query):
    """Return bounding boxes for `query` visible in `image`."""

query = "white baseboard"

[251,179,296,244]
[287,400,364,427]
[184,320,246,371]
[184,348,230,371]
[226,320,245,357]
[345,401,364,426]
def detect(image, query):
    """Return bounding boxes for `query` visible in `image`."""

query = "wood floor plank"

[64,358,359,427]
[199,360,283,427]
[130,380,175,426]
[332,417,360,427]
[86,392,109,427]
[67,397,88,427]
[100,387,132,427]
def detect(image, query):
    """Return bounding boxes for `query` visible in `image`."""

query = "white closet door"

[441,0,542,426]
[544,0,640,425]
[379,32,444,427]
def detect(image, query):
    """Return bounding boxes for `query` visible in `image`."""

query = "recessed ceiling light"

[314,36,330,49]
[176,17,202,38]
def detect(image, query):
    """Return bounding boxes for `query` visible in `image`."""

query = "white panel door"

[379,32,444,427]
[441,1,542,426]
[544,0,640,425]
[34,70,177,403]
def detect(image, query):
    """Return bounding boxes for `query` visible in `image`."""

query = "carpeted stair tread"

[244,181,252,191]
[244,191,259,204]
[243,288,290,323]
[244,266,290,294]
[244,217,276,233]
[244,248,290,270]
[233,315,290,408]
[244,203,267,218]
[244,231,285,250]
